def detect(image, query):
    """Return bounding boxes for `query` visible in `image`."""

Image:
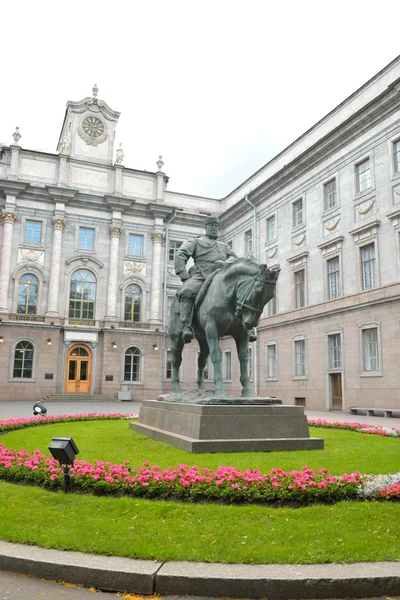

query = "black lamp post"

[48,437,80,493]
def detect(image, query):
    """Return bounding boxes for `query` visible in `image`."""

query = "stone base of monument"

[130,399,324,453]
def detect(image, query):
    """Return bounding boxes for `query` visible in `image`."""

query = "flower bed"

[308,419,400,437]
[0,414,399,504]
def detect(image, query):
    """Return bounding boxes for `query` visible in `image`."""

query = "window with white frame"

[361,243,376,290]
[292,199,303,228]
[168,240,182,262]
[356,158,371,193]
[327,257,340,299]
[124,346,141,382]
[124,284,142,322]
[327,333,342,369]
[245,230,253,254]
[78,226,95,250]
[323,179,337,210]
[394,140,400,174]
[17,273,39,314]
[13,341,34,379]
[69,269,96,320]
[128,233,144,256]
[24,220,42,244]
[266,215,276,242]
[224,350,232,380]
[362,327,379,372]
[294,339,306,377]
[266,342,277,378]
[294,269,305,308]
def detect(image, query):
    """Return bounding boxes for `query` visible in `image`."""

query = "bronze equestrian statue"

[170,216,280,398]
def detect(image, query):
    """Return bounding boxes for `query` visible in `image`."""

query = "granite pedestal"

[130,400,324,453]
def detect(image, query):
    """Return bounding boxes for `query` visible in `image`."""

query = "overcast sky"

[1,1,399,199]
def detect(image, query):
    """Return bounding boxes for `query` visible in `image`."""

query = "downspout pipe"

[243,194,259,396]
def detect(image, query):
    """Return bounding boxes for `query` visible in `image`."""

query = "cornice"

[47,186,79,202]
[348,219,381,237]
[0,179,28,199]
[317,235,344,250]
[105,195,135,211]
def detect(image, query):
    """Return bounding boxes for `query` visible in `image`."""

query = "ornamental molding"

[1,211,16,225]
[293,234,305,246]
[77,126,108,147]
[19,249,44,264]
[53,216,66,231]
[109,224,122,238]
[65,255,104,269]
[12,263,47,282]
[152,231,165,244]
[324,216,341,231]
[266,247,278,258]
[123,261,146,276]
[69,97,120,123]
[356,199,375,215]
[119,272,149,292]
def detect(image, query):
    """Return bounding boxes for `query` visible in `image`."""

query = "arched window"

[124,346,141,382]
[13,341,34,378]
[124,284,142,322]
[69,269,96,320]
[17,274,39,315]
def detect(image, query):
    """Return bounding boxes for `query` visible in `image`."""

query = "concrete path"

[0,401,399,599]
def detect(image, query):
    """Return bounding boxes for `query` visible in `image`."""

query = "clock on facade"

[82,116,105,138]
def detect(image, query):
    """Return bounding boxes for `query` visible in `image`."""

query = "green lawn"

[1,420,400,564]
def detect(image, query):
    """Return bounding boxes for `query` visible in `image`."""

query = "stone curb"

[0,540,400,598]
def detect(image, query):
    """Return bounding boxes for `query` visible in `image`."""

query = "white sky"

[1,0,400,199]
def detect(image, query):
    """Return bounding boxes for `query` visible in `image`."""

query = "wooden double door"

[65,345,92,394]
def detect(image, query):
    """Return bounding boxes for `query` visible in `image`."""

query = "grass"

[1,420,400,564]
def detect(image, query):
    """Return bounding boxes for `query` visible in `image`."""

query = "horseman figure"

[175,216,236,343]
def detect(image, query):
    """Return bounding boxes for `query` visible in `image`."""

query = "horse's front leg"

[205,325,228,398]
[235,331,258,398]
[171,336,184,393]
[197,338,210,390]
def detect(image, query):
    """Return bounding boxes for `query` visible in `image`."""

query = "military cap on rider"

[204,216,219,226]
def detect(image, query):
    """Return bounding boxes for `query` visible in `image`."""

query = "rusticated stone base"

[130,400,324,453]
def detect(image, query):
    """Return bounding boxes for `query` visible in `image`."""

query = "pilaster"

[45,216,66,319]
[105,219,122,322]
[150,230,165,324]
[0,211,17,313]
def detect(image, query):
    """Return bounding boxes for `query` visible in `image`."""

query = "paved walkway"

[0,400,399,599]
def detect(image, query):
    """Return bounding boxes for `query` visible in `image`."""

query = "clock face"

[82,116,105,138]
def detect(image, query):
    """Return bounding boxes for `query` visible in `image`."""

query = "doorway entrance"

[330,373,342,410]
[65,345,92,394]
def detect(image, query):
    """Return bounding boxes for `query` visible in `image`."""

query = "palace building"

[1,57,400,411]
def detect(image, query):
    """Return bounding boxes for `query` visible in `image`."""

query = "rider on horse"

[174,216,236,343]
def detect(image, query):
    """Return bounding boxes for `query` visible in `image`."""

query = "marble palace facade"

[1,59,400,411]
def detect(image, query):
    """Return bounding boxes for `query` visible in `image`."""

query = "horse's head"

[234,263,280,329]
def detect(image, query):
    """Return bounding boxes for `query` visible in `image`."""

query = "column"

[46,216,66,317]
[105,224,122,322]
[150,231,164,324]
[0,211,17,313]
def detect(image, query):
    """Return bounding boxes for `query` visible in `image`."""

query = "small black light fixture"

[112,341,118,349]
[47,338,52,346]
[48,437,80,493]
[153,342,159,351]
[110,325,115,329]
[33,400,47,416]
[50,321,55,326]
[0,336,3,343]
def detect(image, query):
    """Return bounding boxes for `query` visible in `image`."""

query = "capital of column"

[52,216,66,230]
[110,224,122,238]
[1,211,17,225]
[152,231,165,244]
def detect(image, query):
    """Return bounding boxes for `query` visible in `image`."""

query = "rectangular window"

[292,199,303,228]
[224,350,232,380]
[165,350,172,379]
[324,179,337,210]
[294,269,305,308]
[169,240,182,262]
[327,257,340,299]
[328,334,342,369]
[394,140,400,174]
[356,158,371,193]
[245,230,253,254]
[79,227,95,250]
[266,343,277,378]
[361,243,376,290]
[294,339,306,376]
[362,328,379,371]
[197,351,212,380]
[24,220,42,244]
[128,234,144,256]
[268,287,277,316]
[266,216,276,241]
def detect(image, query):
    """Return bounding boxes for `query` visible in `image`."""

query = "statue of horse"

[168,258,280,398]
